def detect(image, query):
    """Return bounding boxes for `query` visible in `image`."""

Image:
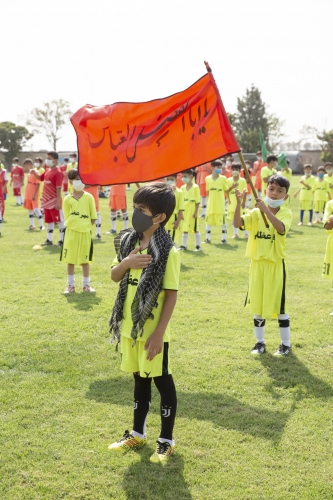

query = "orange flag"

[71,67,240,185]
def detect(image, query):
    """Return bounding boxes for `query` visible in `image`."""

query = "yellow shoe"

[108,430,147,452]
[150,440,174,463]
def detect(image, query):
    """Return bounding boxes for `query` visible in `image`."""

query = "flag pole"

[204,61,269,228]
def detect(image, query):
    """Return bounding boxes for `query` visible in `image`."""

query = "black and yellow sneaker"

[150,440,174,464]
[108,430,147,452]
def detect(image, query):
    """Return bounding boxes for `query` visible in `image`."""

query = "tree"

[27,99,72,150]
[0,121,33,166]
[233,85,284,153]
[316,130,333,163]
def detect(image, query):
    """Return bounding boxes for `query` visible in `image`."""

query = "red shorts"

[199,183,207,197]
[13,188,21,196]
[109,195,127,210]
[24,199,39,210]
[44,208,64,223]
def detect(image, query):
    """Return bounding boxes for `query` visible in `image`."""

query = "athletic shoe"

[106,229,117,234]
[195,246,202,251]
[83,285,95,292]
[274,343,292,356]
[307,222,312,226]
[330,312,333,316]
[203,239,211,244]
[221,239,227,244]
[179,246,187,251]
[64,286,75,294]
[297,222,303,226]
[57,240,63,247]
[251,342,266,354]
[244,233,249,238]
[28,225,36,230]
[150,440,174,463]
[40,226,45,231]
[108,430,147,452]
[232,234,239,239]
[313,220,319,224]
[96,234,101,239]
[41,239,53,246]
[126,187,131,191]
[199,213,205,218]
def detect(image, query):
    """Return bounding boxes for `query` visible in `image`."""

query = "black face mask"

[132,208,156,233]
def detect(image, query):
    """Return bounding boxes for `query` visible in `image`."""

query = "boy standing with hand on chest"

[108,183,181,463]
[234,174,292,356]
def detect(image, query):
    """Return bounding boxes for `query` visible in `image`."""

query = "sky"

[1,0,332,151]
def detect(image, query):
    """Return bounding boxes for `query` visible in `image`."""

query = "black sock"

[133,374,151,435]
[153,374,177,441]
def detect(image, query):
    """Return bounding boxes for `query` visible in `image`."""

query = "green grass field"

[1,177,332,500]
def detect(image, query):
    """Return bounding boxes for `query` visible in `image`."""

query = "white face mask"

[232,170,239,177]
[327,169,333,174]
[45,159,54,167]
[226,161,232,167]
[305,172,311,177]
[70,158,76,163]
[34,162,39,168]
[257,156,262,161]
[12,163,18,167]
[72,180,85,191]
[264,196,285,208]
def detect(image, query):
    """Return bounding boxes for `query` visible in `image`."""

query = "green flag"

[259,128,269,162]
[277,153,287,169]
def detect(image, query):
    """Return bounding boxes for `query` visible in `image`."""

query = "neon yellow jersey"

[227,176,246,213]
[313,178,330,202]
[63,192,97,232]
[181,183,200,211]
[323,200,333,233]
[261,166,277,188]
[205,174,228,214]
[280,168,292,183]
[242,205,292,262]
[324,174,333,199]
[112,245,180,342]
[174,187,184,215]
[299,175,315,201]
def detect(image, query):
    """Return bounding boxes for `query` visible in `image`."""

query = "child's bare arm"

[91,219,97,225]
[111,247,153,282]
[293,189,301,198]
[324,215,333,230]
[144,289,177,361]
[233,189,244,228]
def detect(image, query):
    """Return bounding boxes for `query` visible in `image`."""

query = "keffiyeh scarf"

[109,226,174,348]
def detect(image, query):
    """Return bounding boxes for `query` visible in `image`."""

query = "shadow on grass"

[64,292,103,310]
[211,243,238,251]
[180,264,194,272]
[40,245,61,254]
[122,447,192,500]
[257,351,333,400]
[86,377,291,442]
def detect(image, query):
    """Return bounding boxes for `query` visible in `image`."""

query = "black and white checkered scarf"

[109,226,174,348]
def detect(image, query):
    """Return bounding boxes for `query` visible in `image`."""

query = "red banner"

[71,72,240,185]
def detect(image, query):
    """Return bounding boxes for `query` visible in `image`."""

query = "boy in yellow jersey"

[293,164,315,225]
[108,183,180,463]
[60,169,97,293]
[261,155,277,191]
[280,159,292,207]
[203,159,229,244]
[322,200,333,312]
[234,174,292,356]
[312,166,331,223]
[64,153,78,194]
[164,174,184,246]
[226,163,247,239]
[324,162,333,201]
[179,169,201,251]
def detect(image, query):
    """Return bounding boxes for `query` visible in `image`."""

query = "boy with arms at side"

[322,200,333,312]
[204,159,229,244]
[280,159,292,207]
[61,169,97,293]
[261,155,277,191]
[30,151,65,246]
[164,174,184,246]
[108,183,180,463]
[293,164,315,225]
[10,157,24,205]
[240,159,254,209]
[226,163,247,239]
[106,184,129,234]
[179,169,201,251]
[195,162,212,217]
[84,184,102,239]
[234,174,292,356]
[22,159,44,231]
[312,166,331,223]
[324,162,333,202]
